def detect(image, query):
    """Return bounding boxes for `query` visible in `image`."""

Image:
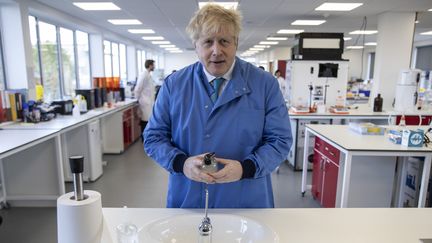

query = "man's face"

[149,64,155,71]
[195,27,237,77]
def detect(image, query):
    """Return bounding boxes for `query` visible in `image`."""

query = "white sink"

[139,213,279,243]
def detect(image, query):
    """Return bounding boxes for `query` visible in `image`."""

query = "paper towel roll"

[57,190,103,243]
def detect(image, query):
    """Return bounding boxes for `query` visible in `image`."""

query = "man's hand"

[210,158,243,183]
[183,154,215,183]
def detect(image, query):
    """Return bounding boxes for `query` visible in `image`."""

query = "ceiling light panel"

[160,45,176,48]
[344,37,352,41]
[277,29,304,34]
[73,2,121,11]
[420,31,432,35]
[152,41,170,44]
[315,3,363,11]
[347,46,364,49]
[349,30,378,35]
[165,47,180,51]
[259,41,278,45]
[291,20,326,26]
[108,19,142,25]
[128,29,155,34]
[142,36,164,40]
[198,2,238,9]
[365,42,377,46]
[267,37,288,40]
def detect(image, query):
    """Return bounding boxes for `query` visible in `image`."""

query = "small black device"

[75,89,95,110]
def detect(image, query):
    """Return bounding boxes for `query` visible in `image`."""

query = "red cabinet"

[396,115,432,125]
[312,137,340,208]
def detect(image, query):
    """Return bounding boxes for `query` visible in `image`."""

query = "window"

[119,44,127,81]
[104,40,112,77]
[59,27,76,97]
[38,21,60,101]
[136,49,142,74]
[112,42,119,77]
[415,45,432,71]
[76,31,91,89]
[29,16,92,99]
[0,23,6,90]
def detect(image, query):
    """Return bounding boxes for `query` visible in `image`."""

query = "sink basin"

[140,213,279,243]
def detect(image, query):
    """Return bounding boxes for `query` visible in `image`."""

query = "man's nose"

[211,42,222,55]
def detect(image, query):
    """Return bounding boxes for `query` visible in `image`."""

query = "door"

[322,159,339,208]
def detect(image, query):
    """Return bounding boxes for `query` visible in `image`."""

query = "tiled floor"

[0,141,319,243]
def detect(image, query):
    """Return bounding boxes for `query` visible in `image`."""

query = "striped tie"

[210,77,224,102]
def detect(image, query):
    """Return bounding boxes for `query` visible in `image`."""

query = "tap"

[198,187,212,242]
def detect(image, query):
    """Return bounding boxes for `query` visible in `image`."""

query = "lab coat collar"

[212,57,251,110]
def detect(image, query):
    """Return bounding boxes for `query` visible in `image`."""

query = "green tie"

[211,77,224,102]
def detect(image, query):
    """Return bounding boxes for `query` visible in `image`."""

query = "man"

[144,4,292,208]
[134,59,155,142]
[275,69,287,101]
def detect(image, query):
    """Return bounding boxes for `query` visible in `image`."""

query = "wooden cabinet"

[312,137,340,207]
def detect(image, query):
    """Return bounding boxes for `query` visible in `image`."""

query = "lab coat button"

[235,90,239,94]
[205,105,209,109]
[205,134,210,138]
[243,87,246,91]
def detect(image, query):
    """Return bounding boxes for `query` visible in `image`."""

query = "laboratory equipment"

[394,69,421,112]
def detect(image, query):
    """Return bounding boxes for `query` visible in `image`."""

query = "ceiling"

[35,0,432,54]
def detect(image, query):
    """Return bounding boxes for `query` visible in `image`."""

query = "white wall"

[342,47,376,81]
[164,51,198,75]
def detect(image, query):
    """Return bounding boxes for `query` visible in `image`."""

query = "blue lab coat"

[144,57,292,208]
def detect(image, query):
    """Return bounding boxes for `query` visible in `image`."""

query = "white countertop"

[101,208,432,243]
[0,99,137,131]
[306,124,432,152]
[0,129,59,156]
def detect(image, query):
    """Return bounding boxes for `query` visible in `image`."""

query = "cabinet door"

[311,150,324,201]
[322,159,339,208]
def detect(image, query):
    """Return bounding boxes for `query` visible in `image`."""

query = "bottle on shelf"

[373,93,383,112]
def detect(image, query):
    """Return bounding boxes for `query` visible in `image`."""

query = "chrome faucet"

[198,186,212,238]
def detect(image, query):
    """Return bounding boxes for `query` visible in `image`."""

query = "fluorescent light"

[291,20,326,26]
[347,46,364,49]
[142,36,164,40]
[277,29,304,34]
[365,42,377,46]
[420,31,432,35]
[198,2,238,9]
[108,19,142,25]
[267,37,288,40]
[315,3,363,11]
[349,30,378,35]
[428,8,432,11]
[73,2,120,11]
[254,45,267,48]
[152,41,170,44]
[128,29,155,34]
[344,37,352,41]
[169,50,183,53]
[259,60,268,64]
[250,48,264,51]
[165,47,180,51]
[259,41,278,45]
[160,45,175,48]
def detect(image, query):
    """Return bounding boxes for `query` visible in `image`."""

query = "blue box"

[402,129,424,147]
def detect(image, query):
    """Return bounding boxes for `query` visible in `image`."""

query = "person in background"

[134,59,155,142]
[258,65,265,70]
[144,4,292,208]
[274,69,287,99]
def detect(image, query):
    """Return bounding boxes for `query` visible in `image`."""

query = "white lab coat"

[134,69,155,121]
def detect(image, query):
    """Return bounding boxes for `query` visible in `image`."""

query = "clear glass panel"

[112,42,119,77]
[39,21,60,102]
[59,27,76,97]
[119,44,127,81]
[104,40,112,77]
[136,50,142,74]
[76,31,91,89]
[0,31,5,90]
[28,16,42,87]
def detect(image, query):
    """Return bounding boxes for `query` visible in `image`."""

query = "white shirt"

[202,59,236,96]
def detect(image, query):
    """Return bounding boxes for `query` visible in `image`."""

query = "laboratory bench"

[288,105,432,170]
[301,124,432,208]
[100,207,432,243]
[0,99,139,207]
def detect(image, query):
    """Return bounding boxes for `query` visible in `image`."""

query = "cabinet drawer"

[315,136,340,164]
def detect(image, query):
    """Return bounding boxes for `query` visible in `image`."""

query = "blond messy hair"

[186,4,242,44]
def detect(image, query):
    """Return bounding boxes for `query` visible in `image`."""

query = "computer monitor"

[318,63,338,78]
